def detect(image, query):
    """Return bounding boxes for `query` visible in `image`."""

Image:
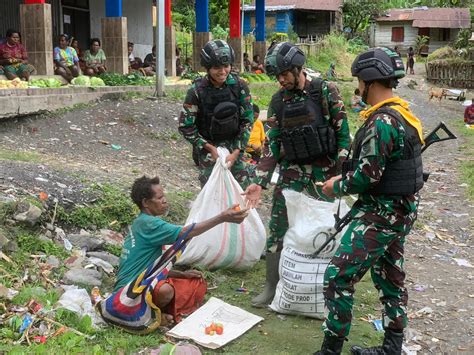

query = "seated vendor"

[83,38,107,76]
[251,54,265,74]
[464,99,474,125]
[245,104,266,163]
[54,34,80,83]
[114,175,249,326]
[350,88,367,113]
[0,29,35,81]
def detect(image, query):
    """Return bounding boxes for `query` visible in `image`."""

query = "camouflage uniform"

[255,77,351,251]
[322,106,419,338]
[178,73,255,188]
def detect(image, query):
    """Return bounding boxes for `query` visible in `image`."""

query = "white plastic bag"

[57,285,105,327]
[176,147,266,270]
[269,189,349,319]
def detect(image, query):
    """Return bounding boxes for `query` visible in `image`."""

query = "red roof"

[248,0,342,12]
[376,7,471,28]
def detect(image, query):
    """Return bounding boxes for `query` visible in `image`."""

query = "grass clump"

[306,33,359,80]
[0,148,41,163]
[56,183,138,231]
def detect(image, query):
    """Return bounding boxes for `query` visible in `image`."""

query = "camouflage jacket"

[255,77,351,188]
[333,102,419,230]
[178,73,254,152]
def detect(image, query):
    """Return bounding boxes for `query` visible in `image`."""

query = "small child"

[246,104,266,163]
[351,88,367,113]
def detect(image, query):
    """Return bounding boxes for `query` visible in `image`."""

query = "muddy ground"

[0,67,473,353]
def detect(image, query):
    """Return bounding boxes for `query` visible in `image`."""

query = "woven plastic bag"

[176,147,266,270]
[270,189,349,319]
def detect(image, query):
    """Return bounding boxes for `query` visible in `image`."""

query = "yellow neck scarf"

[360,97,424,144]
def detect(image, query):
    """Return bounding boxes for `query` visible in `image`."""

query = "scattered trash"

[33,335,47,344]
[235,281,249,294]
[69,125,81,131]
[90,286,103,305]
[277,314,287,321]
[372,319,384,332]
[415,307,433,317]
[453,258,473,268]
[0,284,18,300]
[19,314,33,333]
[57,286,105,327]
[107,122,118,126]
[38,192,48,201]
[414,285,426,292]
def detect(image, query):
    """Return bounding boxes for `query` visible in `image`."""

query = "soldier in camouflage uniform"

[318,47,425,355]
[178,40,254,188]
[243,42,351,308]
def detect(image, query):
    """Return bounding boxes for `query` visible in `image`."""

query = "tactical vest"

[195,75,241,143]
[343,105,423,196]
[272,78,337,164]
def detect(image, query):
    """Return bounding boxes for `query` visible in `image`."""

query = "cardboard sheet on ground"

[166,297,263,349]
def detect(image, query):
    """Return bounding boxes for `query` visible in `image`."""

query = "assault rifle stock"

[311,122,457,259]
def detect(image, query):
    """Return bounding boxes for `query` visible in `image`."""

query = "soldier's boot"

[350,329,404,355]
[314,334,345,355]
[251,251,280,308]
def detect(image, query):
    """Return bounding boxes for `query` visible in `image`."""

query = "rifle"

[311,121,457,258]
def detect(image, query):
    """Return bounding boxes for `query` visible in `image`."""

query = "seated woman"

[350,88,367,113]
[54,34,80,83]
[245,104,266,163]
[0,29,35,81]
[70,37,86,73]
[83,38,107,77]
[111,176,249,327]
[464,100,474,125]
[143,46,156,76]
[243,53,251,73]
[251,54,265,74]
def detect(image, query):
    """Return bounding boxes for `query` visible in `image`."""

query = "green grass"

[306,33,359,80]
[0,148,42,163]
[451,119,474,200]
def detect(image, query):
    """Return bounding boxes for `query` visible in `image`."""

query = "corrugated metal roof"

[376,7,471,29]
[245,0,342,12]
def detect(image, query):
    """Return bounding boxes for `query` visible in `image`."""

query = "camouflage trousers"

[267,166,334,251]
[322,217,411,338]
[197,149,255,189]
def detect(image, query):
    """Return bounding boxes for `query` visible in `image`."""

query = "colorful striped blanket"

[96,224,194,334]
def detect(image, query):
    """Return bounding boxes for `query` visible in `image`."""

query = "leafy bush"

[98,73,154,86]
[454,29,473,50]
[211,24,229,40]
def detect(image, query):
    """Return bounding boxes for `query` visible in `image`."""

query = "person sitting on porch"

[113,175,249,326]
[243,53,251,72]
[0,29,35,81]
[251,54,265,74]
[54,34,80,83]
[143,45,157,76]
[83,38,107,76]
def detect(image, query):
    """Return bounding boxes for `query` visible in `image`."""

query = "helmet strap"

[292,66,302,90]
[362,81,372,104]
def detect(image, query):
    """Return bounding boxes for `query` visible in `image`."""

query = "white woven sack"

[270,189,349,318]
[176,147,266,270]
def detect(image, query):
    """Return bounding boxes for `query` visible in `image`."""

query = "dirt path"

[396,70,474,353]
[0,75,472,353]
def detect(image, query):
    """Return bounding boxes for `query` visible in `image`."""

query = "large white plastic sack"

[269,189,349,319]
[176,147,266,270]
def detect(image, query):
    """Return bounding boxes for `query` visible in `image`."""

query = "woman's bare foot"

[160,313,174,327]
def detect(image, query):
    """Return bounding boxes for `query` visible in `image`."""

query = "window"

[391,26,404,42]
[440,28,450,41]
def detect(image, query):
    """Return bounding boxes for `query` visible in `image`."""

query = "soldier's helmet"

[264,42,305,76]
[200,40,235,69]
[351,47,405,85]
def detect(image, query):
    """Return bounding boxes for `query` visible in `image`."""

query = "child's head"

[131,176,168,216]
[354,88,360,95]
[253,104,260,120]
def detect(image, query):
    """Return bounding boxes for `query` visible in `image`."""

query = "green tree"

[343,0,384,36]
